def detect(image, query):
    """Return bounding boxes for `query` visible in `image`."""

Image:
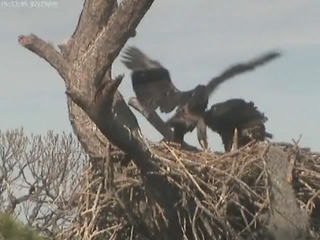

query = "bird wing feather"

[122,47,181,112]
[206,51,281,95]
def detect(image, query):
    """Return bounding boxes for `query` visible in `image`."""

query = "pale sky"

[1,0,319,151]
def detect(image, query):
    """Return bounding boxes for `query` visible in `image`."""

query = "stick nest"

[62,141,320,239]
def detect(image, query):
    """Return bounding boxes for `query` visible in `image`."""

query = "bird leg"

[231,128,239,152]
[197,118,208,151]
[200,139,208,151]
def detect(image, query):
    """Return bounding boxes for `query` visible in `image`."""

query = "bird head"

[189,85,209,114]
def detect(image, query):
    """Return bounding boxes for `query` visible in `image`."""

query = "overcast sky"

[1,0,319,151]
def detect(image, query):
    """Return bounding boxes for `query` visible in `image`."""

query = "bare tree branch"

[65,0,118,59]
[18,34,69,79]
[129,97,174,140]
[0,129,87,237]
[19,0,155,161]
[17,1,188,239]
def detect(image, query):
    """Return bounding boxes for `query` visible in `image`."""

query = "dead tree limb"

[129,97,174,140]
[18,34,69,79]
[264,146,310,239]
[66,75,183,239]
[19,0,154,160]
[19,1,186,239]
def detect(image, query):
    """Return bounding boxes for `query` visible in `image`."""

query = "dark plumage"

[166,85,209,148]
[205,98,272,152]
[122,47,280,148]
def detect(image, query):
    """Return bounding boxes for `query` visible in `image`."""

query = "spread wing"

[206,51,281,96]
[122,47,182,112]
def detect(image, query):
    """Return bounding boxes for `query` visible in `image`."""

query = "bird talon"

[231,128,239,152]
